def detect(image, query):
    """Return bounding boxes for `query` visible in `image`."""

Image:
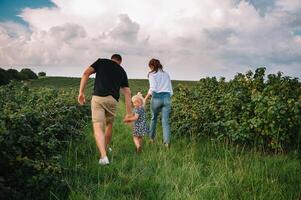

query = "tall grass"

[53,102,301,200]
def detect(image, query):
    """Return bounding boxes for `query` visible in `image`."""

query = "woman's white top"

[147,70,173,96]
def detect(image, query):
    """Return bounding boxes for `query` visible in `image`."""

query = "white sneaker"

[99,156,110,165]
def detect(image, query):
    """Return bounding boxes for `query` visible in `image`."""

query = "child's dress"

[133,106,149,137]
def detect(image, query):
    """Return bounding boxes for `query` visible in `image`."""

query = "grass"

[52,102,301,200]
[30,77,85,89]
[29,77,301,199]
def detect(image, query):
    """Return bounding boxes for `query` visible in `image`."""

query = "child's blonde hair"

[131,92,145,106]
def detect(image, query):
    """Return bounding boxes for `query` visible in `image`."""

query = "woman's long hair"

[148,58,163,77]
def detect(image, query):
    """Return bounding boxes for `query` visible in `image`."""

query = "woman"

[144,59,173,148]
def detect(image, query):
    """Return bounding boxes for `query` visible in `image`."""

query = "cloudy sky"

[0,0,300,80]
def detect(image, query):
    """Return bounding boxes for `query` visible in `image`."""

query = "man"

[78,54,132,165]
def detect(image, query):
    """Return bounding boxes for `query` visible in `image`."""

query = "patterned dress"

[133,106,149,137]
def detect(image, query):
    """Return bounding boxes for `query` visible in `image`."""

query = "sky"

[0,0,300,80]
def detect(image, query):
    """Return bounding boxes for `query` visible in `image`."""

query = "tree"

[0,68,9,85]
[38,72,46,77]
[20,68,38,80]
[6,69,22,80]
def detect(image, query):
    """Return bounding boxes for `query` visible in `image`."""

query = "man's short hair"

[111,54,122,62]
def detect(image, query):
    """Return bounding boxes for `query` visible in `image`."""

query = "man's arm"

[78,66,95,105]
[121,87,132,116]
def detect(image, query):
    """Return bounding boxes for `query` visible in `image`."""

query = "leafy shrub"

[0,82,89,199]
[38,72,46,77]
[171,68,301,152]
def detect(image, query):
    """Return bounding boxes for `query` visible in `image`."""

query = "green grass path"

[54,101,301,200]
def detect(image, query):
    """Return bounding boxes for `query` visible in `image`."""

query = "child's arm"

[123,113,139,123]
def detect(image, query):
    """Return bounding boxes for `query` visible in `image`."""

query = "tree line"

[0,68,46,85]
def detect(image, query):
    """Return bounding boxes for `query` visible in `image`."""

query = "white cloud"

[275,0,301,12]
[109,14,140,43]
[0,0,300,80]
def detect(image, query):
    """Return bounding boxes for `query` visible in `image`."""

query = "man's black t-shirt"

[90,58,129,101]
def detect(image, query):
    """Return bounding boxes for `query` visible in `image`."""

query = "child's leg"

[133,136,140,149]
[138,136,143,147]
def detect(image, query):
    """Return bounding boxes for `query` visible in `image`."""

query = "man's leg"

[103,96,117,150]
[91,96,107,159]
[105,123,113,148]
[93,122,107,158]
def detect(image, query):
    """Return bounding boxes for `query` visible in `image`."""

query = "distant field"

[30,77,91,90]
[30,77,196,95]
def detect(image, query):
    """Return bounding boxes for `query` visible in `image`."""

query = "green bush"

[171,68,301,152]
[0,82,89,199]
[38,72,46,77]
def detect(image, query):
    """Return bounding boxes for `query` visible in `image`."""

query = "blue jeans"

[149,92,171,144]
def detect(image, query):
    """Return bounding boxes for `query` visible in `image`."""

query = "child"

[124,92,148,153]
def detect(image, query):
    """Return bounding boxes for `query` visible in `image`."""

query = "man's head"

[111,54,122,65]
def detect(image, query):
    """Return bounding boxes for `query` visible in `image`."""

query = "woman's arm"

[145,73,156,102]
[148,74,156,94]
[168,73,173,96]
[144,93,151,102]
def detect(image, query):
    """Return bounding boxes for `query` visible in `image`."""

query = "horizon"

[2,65,299,82]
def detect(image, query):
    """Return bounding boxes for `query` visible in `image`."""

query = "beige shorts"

[91,95,117,124]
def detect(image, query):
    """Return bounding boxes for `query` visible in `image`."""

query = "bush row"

[171,68,301,152]
[0,82,89,199]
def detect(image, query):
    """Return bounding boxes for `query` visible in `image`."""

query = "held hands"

[123,114,133,125]
[78,93,86,105]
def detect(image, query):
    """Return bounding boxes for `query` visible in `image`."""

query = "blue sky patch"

[246,0,275,16]
[0,0,55,24]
